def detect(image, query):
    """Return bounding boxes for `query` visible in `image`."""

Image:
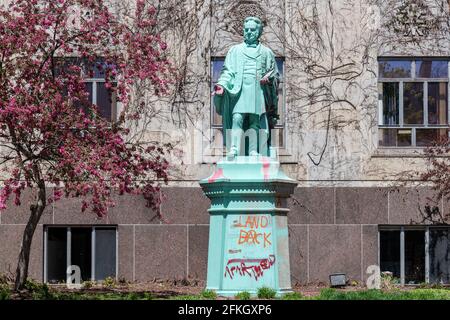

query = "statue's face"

[243,20,260,44]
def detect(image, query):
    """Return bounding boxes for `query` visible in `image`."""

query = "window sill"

[372,148,427,158]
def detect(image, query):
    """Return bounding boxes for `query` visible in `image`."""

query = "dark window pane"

[211,59,224,127]
[211,59,224,83]
[86,82,93,104]
[416,129,448,147]
[47,228,67,284]
[429,229,450,284]
[71,228,92,282]
[277,85,284,125]
[404,82,424,125]
[81,82,94,116]
[379,128,396,147]
[397,129,412,146]
[380,231,401,279]
[95,228,116,280]
[428,82,448,125]
[73,82,93,118]
[96,82,115,121]
[84,59,116,79]
[379,129,412,147]
[405,230,425,284]
[379,60,411,78]
[382,82,399,125]
[276,58,284,80]
[53,57,83,77]
[416,61,448,78]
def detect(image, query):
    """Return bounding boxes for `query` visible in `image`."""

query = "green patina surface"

[213,16,279,157]
[200,155,297,297]
[203,16,297,297]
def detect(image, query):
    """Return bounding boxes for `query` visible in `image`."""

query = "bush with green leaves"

[102,277,117,289]
[24,280,54,300]
[0,273,10,285]
[82,280,96,289]
[257,287,276,299]
[0,284,10,300]
[235,291,251,300]
[381,272,400,290]
[201,290,217,300]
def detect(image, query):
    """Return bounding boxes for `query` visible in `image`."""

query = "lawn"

[1,279,450,300]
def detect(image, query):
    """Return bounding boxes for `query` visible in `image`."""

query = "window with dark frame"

[210,57,286,149]
[45,226,117,283]
[378,58,449,147]
[380,227,450,285]
[54,57,117,122]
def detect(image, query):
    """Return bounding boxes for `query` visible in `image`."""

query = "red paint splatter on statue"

[208,168,225,183]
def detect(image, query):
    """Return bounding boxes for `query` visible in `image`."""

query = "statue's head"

[243,16,263,45]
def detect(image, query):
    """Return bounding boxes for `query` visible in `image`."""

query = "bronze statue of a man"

[213,16,280,157]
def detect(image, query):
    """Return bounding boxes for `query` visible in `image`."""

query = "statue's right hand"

[213,84,224,96]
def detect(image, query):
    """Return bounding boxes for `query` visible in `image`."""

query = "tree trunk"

[14,185,46,291]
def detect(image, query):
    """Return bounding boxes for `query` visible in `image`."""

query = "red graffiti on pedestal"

[224,255,276,281]
[234,215,272,248]
[238,229,272,247]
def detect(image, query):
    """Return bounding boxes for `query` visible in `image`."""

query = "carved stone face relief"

[390,0,435,38]
[229,1,266,35]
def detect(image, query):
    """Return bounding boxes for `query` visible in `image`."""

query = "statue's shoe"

[227,148,238,160]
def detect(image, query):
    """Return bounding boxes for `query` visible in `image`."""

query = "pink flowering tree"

[0,0,172,290]
[421,138,450,223]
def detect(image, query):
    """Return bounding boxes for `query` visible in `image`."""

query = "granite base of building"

[0,186,447,285]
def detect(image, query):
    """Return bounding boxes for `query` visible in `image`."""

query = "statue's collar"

[241,42,262,58]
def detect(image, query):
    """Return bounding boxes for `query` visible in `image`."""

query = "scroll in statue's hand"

[212,84,224,96]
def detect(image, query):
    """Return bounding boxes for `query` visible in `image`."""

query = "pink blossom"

[0,0,172,222]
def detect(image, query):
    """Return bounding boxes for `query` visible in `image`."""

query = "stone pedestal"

[199,155,297,297]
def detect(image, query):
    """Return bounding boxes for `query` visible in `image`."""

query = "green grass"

[35,288,449,300]
[312,288,450,300]
[170,294,206,300]
[4,278,450,300]
[282,292,303,300]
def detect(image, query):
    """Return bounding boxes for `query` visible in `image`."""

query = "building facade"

[1,0,450,286]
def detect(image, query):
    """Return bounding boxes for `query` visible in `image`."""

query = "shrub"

[82,280,96,289]
[0,284,10,300]
[118,277,129,286]
[235,291,251,300]
[102,277,117,289]
[0,273,9,285]
[381,272,400,290]
[24,279,40,292]
[24,280,54,300]
[201,289,217,300]
[257,287,276,299]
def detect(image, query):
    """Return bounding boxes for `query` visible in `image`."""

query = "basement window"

[44,226,117,283]
[379,227,450,285]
